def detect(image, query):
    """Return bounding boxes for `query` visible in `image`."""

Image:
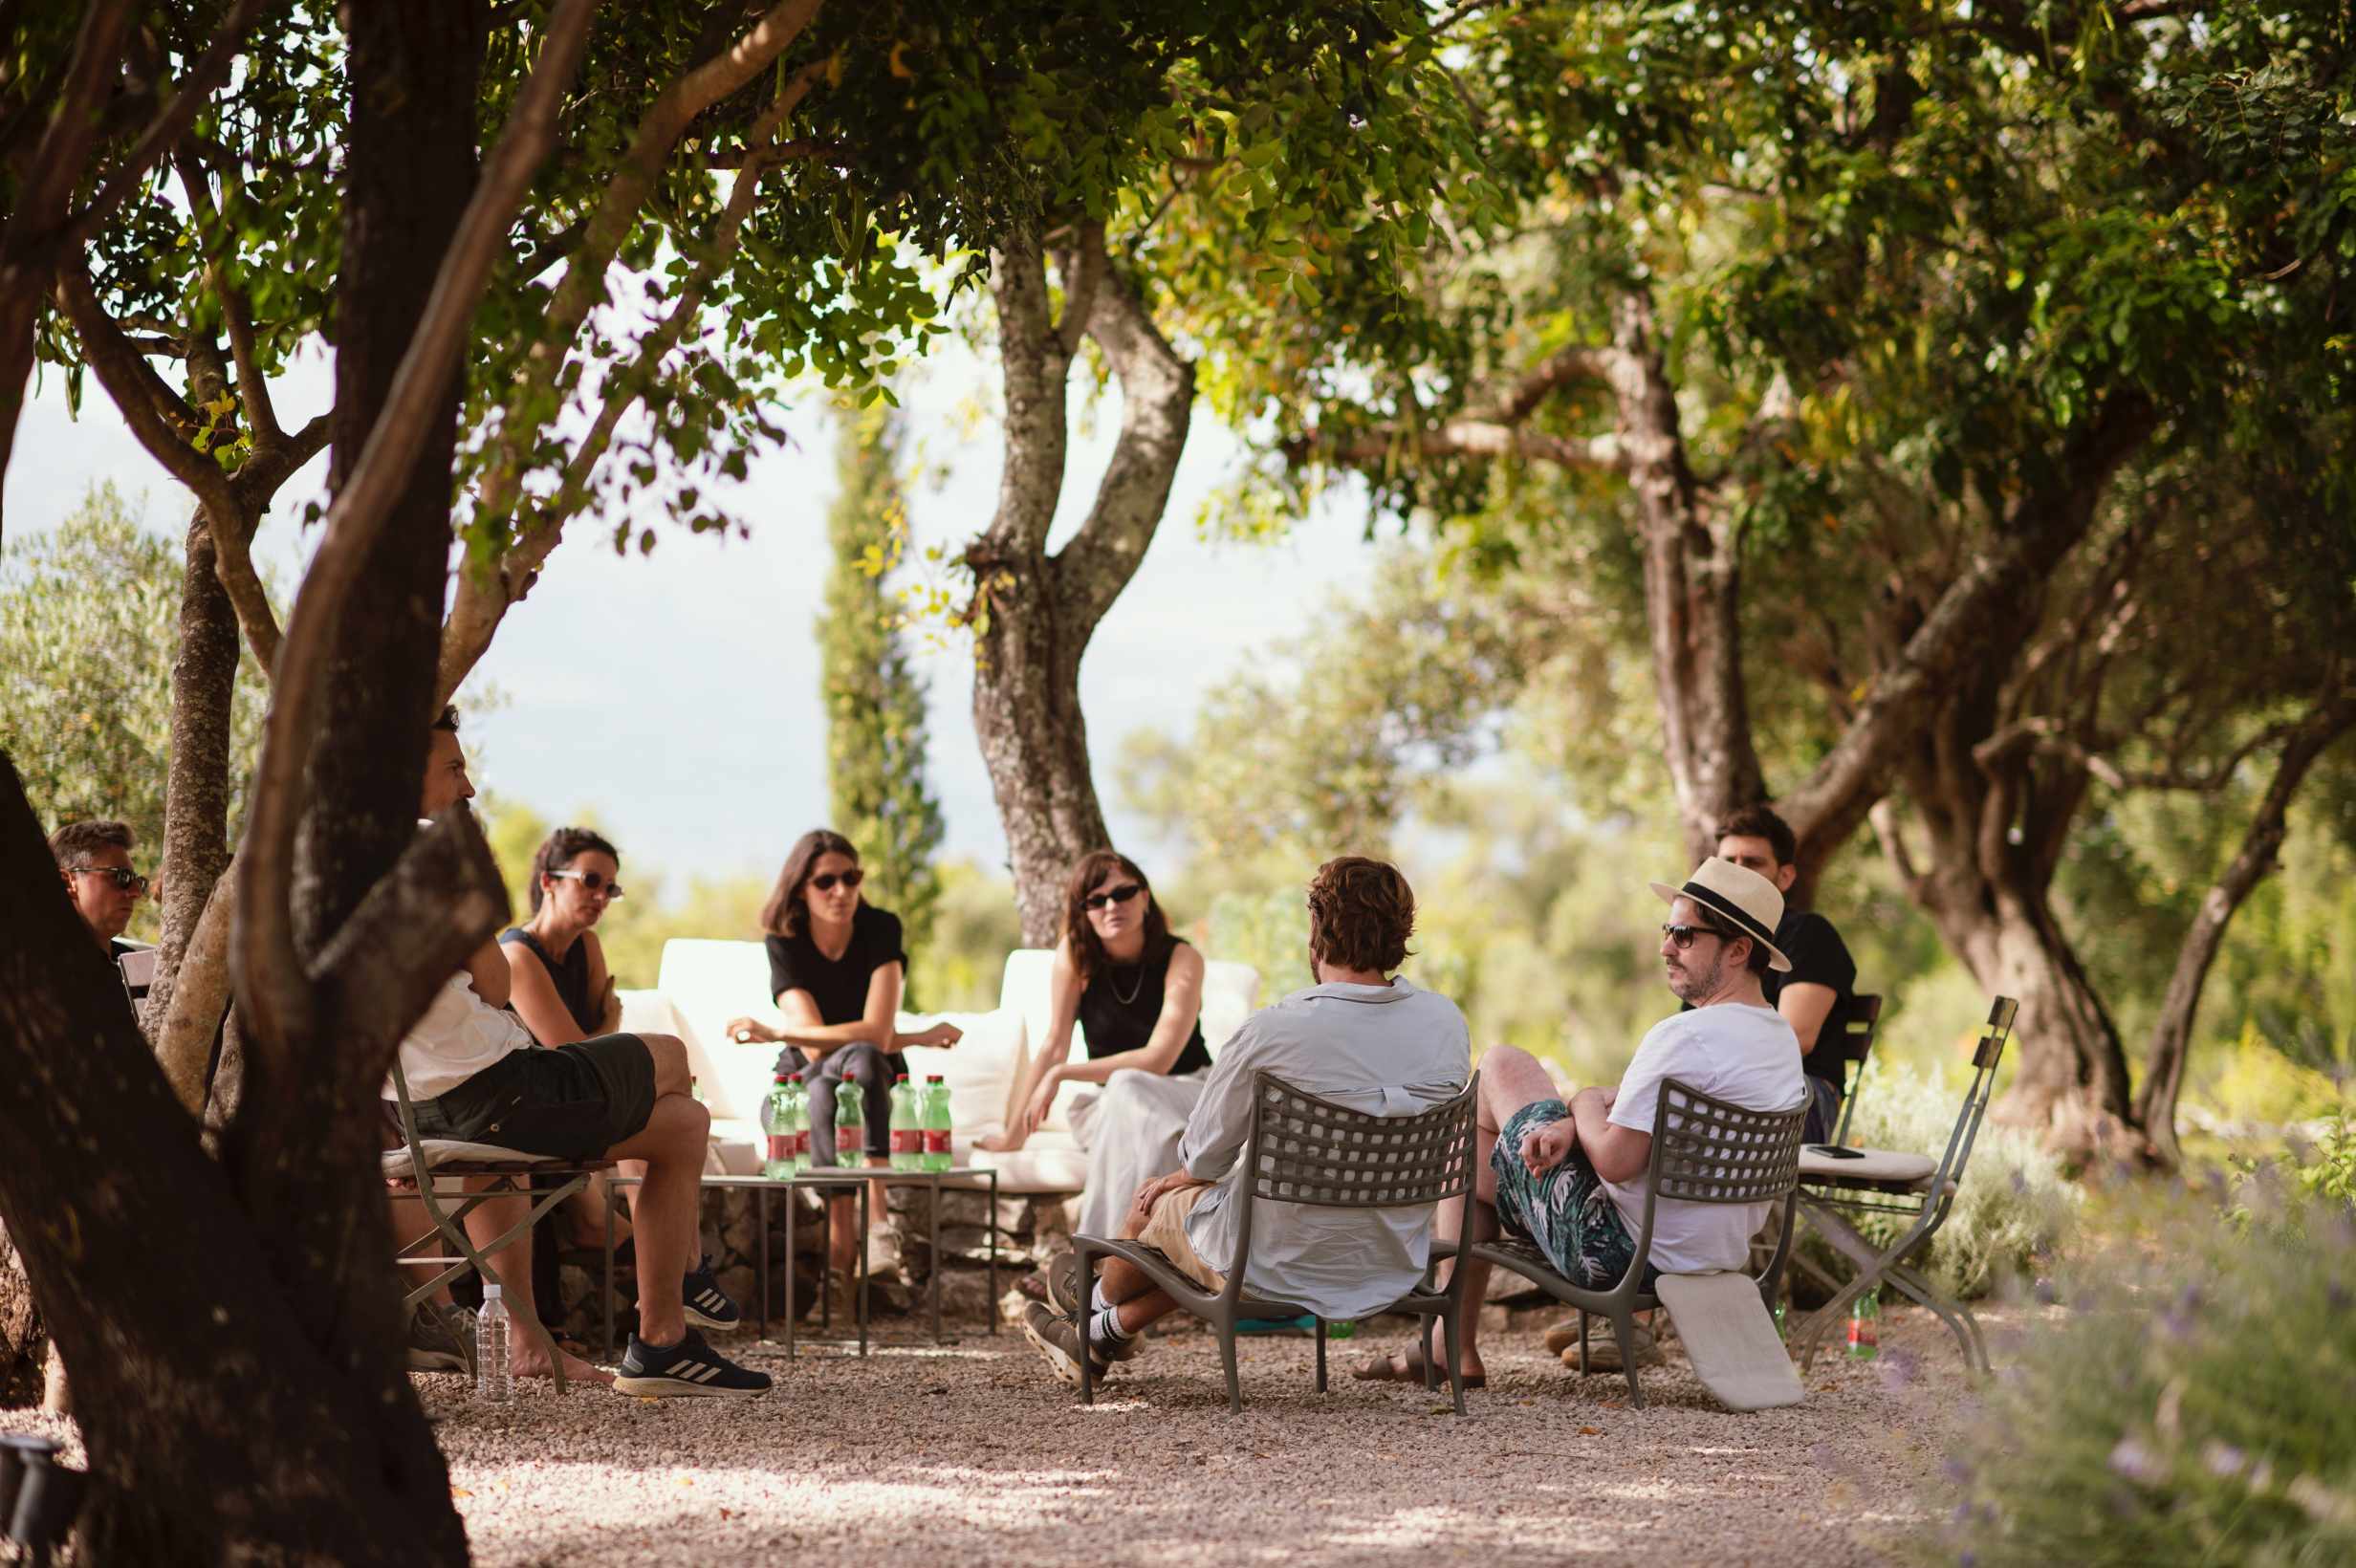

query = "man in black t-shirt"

[1712,804,1859,1143]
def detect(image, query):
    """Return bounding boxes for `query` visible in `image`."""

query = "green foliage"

[0,487,268,939]
[820,408,945,986]
[1199,887,1314,1001]
[1931,1182,2356,1567]
[1807,1060,2078,1301]
[905,859,1024,1013]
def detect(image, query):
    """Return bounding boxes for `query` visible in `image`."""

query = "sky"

[4,338,1382,894]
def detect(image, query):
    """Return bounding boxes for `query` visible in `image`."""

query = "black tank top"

[1078,937,1211,1076]
[500,926,600,1036]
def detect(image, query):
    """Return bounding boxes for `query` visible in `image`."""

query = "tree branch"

[1052,221,1106,358]
[54,259,285,669]
[1057,257,1196,638]
[230,0,598,1052]
[65,0,273,242]
[2133,690,2356,1161]
[174,150,285,448]
[437,67,816,705]
[980,227,1070,558]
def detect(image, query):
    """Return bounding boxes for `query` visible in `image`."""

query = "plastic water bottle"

[889,1075,921,1170]
[785,1073,812,1173]
[476,1284,512,1402]
[921,1075,953,1173]
[762,1072,794,1179]
[1847,1288,1880,1360]
[835,1077,865,1166]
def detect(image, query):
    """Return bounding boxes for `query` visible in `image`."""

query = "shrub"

[1804,1061,2078,1299]
[1929,1179,2356,1567]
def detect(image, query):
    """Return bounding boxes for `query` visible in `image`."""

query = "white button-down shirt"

[1179,976,1472,1320]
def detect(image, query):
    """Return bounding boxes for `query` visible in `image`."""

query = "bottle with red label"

[1846,1287,1880,1360]
[761,1072,793,1179]
[889,1074,921,1170]
[921,1075,953,1172]
[785,1074,811,1172]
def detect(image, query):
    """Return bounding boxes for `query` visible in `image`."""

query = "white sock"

[1091,1278,1116,1315]
[1091,1302,1132,1348]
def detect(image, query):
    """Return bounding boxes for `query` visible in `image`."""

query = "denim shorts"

[1491,1100,1648,1291]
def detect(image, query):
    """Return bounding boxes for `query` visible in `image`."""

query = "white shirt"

[1179,976,1472,1320]
[384,971,534,1100]
[1602,1003,1804,1275]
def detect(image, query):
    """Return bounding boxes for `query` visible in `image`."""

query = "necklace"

[1108,957,1147,1007]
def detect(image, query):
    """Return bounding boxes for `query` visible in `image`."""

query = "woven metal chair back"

[1245,1070,1479,1210]
[1650,1078,1809,1206]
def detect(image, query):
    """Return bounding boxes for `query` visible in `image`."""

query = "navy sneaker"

[612,1329,772,1397]
[682,1255,742,1332]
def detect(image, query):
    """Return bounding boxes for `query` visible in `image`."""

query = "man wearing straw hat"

[1355,857,1803,1390]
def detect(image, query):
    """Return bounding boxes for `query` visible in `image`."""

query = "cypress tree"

[821,407,945,987]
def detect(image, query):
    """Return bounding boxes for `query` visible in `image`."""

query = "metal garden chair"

[1822,991,1883,1147]
[1446,1077,1809,1408]
[382,1057,612,1393]
[1071,1069,1482,1416]
[1788,995,2019,1374]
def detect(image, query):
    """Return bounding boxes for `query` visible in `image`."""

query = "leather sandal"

[1348,1341,1486,1390]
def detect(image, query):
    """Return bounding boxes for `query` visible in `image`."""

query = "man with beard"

[1360,858,1803,1389]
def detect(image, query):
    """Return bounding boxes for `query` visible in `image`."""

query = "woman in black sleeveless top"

[982,849,1210,1244]
[722,830,961,1298]
[500,826,633,1263]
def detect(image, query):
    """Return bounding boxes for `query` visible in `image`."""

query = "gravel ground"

[5,1305,1989,1566]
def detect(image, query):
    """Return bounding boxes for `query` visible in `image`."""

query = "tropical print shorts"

[1491,1100,1646,1291]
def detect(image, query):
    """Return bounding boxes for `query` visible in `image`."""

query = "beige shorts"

[1134,1182,1226,1293]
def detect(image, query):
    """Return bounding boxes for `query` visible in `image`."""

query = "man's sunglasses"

[1083,882,1144,911]
[1660,922,1732,950]
[548,869,624,901]
[808,868,865,893]
[68,865,149,895]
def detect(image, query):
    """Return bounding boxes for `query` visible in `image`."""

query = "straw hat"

[1647,857,1793,972]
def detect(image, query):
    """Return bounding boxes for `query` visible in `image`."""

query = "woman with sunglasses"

[501,827,639,1264]
[980,849,1210,1248]
[724,830,961,1296]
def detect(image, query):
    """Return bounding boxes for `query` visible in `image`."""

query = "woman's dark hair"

[1061,848,1171,986]
[1306,856,1416,974]
[528,826,619,913]
[759,829,859,939]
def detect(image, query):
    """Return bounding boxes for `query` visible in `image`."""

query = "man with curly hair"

[1022,856,1472,1387]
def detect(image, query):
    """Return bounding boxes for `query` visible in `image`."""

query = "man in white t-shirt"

[1378,858,1803,1388]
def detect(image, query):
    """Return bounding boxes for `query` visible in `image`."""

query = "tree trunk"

[2134,699,2356,1162]
[0,760,469,1563]
[142,506,243,1051]
[1603,289,1764,865]
[0,1219,42,1408]
[970,229,1194,943]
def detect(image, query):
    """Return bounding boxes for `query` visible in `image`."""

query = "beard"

[1667,950,1724,1005]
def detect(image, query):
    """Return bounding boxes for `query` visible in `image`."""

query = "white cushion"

[708,1116,762,1177]
[1199,959,1261,1058]
[953,1129,1090,1195]
[1799,1145,1938,1188]
[642,940,1028,1133]
[381,1139,565,1178]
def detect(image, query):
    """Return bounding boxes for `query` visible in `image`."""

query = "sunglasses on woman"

[1660,922,1732,950]
[809,868,864,893]
[548,869,625,901]
[1083,882,1144,911]
[69,864,149,895]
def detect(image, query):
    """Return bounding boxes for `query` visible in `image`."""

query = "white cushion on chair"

[1655,1271,1803,1411]
[1799,1145,1938,1188]
[381,1140,567,1179]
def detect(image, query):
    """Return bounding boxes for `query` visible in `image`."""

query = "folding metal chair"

[1788,995,2019,1373]
[1823,992,1883,1147]
[382,1057,613,1393]
[1071,1070,1482,1415]
[1447,1077,1808,1408]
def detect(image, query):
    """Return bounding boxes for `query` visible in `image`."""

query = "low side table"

[602,1166,1000,1360]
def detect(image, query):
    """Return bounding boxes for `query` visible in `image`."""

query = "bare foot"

[510,1335,615,1386]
